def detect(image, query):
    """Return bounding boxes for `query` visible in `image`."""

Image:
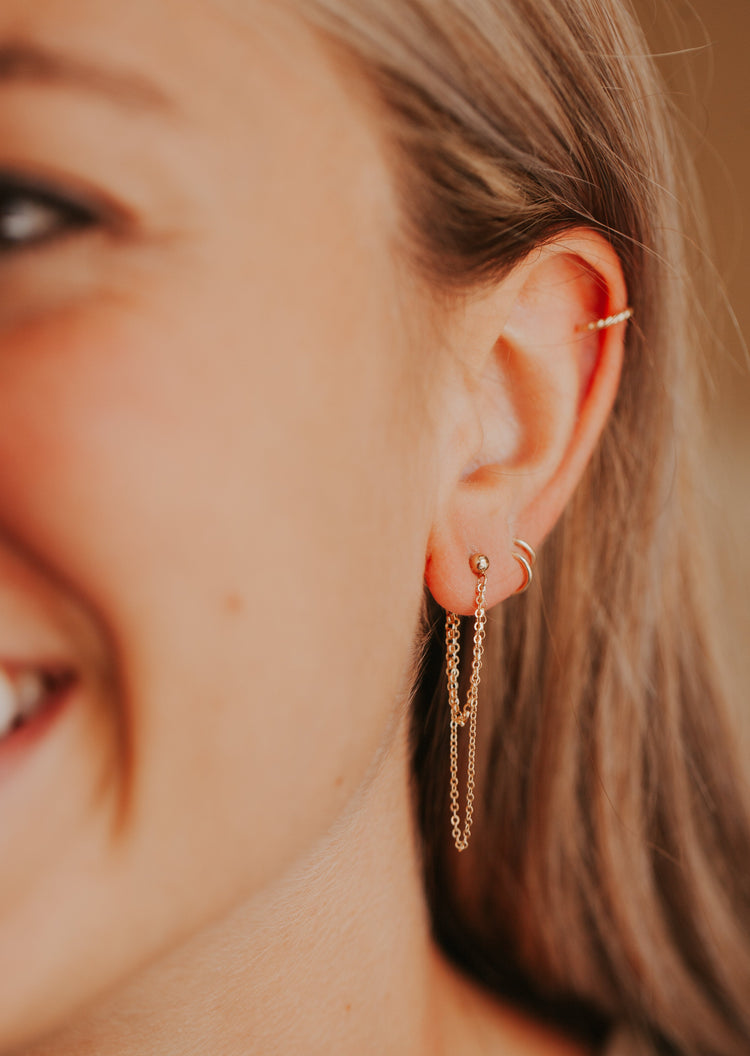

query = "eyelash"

[0,175,99,255]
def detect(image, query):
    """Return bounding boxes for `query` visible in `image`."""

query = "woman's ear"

[425,229,629,614]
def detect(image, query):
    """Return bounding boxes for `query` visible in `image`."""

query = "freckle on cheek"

[224,593,246,614]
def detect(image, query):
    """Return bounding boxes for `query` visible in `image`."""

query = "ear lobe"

[425,230,628,615]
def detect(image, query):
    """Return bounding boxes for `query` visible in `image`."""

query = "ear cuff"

[580,307,633,332]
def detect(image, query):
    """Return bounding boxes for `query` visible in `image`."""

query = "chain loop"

[446,569,488,852]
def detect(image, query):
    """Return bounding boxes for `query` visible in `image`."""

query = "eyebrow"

[0,40,174,112]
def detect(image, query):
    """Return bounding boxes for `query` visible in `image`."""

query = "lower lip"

[0,680,77,785]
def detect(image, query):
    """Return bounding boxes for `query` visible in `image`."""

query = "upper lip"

[0,619,79,668]
[0,657,77,676]
[0,595,81,676]
[0,545,106,687]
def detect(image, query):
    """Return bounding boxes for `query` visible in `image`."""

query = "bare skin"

[0,1,626,1053]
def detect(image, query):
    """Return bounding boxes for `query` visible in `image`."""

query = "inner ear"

[458,362,519,482]
[462,251,607,483]
[505,251,608,371]
[491,249,613,465]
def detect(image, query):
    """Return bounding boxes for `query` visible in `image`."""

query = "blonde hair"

[287,1,750,1052]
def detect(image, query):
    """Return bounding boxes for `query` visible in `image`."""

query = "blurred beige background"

[634,0,750,740]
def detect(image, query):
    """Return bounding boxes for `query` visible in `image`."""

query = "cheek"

[0,287,430,886]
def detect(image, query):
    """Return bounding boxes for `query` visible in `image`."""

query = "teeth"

[0,669,16,738]
[0,666,66,739]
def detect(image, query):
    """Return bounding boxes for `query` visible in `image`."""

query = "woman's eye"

[0,180,97,254]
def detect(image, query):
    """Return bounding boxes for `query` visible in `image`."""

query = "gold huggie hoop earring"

[445,553,489,852]
[512,537,536,594]
[580,306,633,332]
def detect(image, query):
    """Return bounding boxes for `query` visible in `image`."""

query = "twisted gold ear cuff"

[445,539,536,852]
[581,306,633,332]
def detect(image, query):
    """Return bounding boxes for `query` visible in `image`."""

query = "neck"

[19,716,450,1056]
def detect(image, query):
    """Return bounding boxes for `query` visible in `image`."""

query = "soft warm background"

[634,0,750,743]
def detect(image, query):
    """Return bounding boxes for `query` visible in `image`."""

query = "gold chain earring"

[445,541,536,852]
[445,553,489,853]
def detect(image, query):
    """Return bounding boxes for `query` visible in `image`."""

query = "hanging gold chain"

[446,571,487,852]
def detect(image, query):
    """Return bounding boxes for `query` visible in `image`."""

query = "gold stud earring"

[445,553,489,852]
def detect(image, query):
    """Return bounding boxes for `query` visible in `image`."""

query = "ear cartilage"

[581,307,633,332]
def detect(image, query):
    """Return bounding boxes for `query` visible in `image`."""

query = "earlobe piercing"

[581,306,633,332]
[445,553,489,852]
[445,540,536,852]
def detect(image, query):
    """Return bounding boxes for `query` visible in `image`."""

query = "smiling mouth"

[0,663,78,742]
